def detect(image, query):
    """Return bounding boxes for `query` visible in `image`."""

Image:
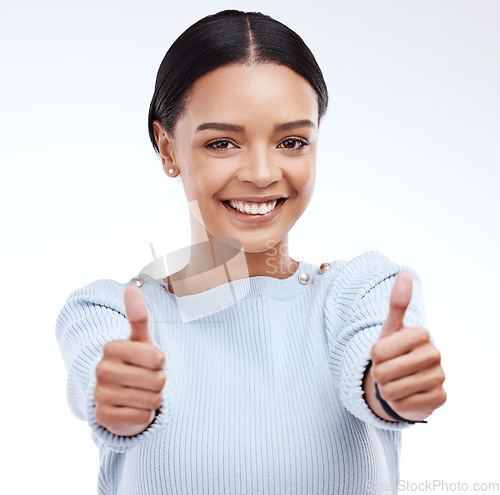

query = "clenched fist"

[364,271,447,422]
[93,285,166,436]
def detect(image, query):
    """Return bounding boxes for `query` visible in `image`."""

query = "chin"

[239,235,287,254]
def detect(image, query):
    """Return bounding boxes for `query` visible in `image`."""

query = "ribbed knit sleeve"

[55,279,173,453]
[324,250,426,430]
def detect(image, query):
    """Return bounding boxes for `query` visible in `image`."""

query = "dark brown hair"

[148,9,328,155]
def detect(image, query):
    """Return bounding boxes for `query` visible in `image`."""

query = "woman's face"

[156,63,319,254]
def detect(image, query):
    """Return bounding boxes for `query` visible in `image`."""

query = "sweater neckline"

[155,260,316,322]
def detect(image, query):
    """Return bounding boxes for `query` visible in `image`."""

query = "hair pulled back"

[148,9,328,155]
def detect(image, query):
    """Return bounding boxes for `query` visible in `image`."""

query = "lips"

[220,195,287,203]
[220,197,287,224]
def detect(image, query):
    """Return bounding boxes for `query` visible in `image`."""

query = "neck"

[166,209,297,296]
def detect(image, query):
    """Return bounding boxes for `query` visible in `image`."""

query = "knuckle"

[379,383,396,401]
[436,367,446,385]
[155,371,167,389]
[437,389,447,407]
[136,409,154,424]
[151,393,163,410]
[371,365,387,385]
[95,361,105,380]
[94,385,117,407]
[433,348,442,363]
[370,343,384,363]
[93,386,103,403]
[103,340,131,361]
[426,347,441,366]
[94,361,103,382]
[415,327,430,344]
[102,341,120,358]
[371,367,382,384]
[94,404,110,425]
[394,400,410,416]
[155,351,165,369]
[102,343,112,357]
[95,361,114,382]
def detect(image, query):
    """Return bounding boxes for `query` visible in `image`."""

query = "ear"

[152,120,177,174]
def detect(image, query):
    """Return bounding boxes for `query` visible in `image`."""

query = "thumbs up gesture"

[366,272,447,422]
[93,285,167,436]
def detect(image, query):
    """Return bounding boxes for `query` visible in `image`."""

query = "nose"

[235,145,282,188]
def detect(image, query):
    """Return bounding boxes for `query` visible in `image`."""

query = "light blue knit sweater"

[55,250,426,495]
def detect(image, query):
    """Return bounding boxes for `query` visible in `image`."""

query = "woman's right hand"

[93,285,166,436]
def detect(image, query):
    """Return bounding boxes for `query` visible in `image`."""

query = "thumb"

[378,271,413,339]
[124,285,153,344]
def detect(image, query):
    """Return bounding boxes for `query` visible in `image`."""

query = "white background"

[1,0,499,493]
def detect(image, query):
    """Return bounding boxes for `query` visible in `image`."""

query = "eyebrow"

[196,122,245,133]
[274,120,316,132]
[195,119,316,133]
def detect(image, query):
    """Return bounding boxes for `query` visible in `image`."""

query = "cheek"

[183,161,231,202]
[290,158,316,199]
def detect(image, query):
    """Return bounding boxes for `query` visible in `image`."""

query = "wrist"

[373,382,427,425]
[363,361,427,424]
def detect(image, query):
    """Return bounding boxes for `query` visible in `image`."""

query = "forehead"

[180,63,319,128]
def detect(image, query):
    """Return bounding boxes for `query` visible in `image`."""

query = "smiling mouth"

[221,197,287,215]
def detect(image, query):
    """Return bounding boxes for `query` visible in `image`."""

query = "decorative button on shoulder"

[130,276,144,287]
[298,271,311,285]
[318,262,330,274]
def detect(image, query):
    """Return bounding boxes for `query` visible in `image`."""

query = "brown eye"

[278,138,309,150]
[205,139,238,151]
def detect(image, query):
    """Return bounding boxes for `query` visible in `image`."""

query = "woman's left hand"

[365,272,447,422]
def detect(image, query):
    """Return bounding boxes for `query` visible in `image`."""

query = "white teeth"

[228,199,278,215]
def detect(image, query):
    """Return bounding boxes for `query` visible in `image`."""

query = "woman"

[56,9,446,494]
